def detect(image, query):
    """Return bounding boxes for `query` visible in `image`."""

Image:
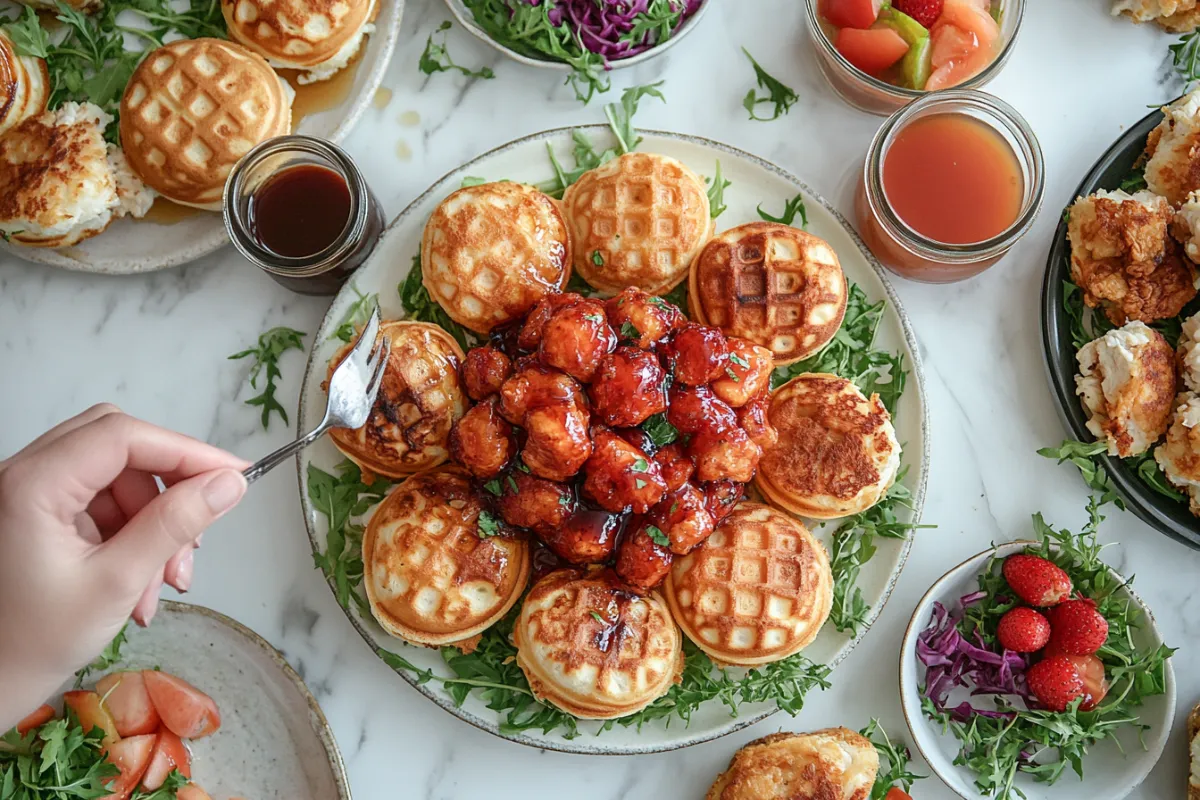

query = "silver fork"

[242,306,389,484]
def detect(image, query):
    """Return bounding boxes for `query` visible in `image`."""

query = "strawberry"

[996,607,1050,652]
[1046,599,1108,655]
[893,0,944,28]
[1026,655,1084,712]
[1001,554,1072,607]
[1059,653,1109,711]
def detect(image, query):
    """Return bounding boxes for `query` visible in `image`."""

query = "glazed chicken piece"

[666,384,737,435]
[653,442,695,491]
[448,397,514,479]
[538,508,623,564]
[662,323,730,385]
[495,471,575,533]
[589,347,668,427]
[518,292,583,351]
[582,429,667,513]
[460,345,512,401]
[650,484,715,555]
[539,297,617,382]
[613,427,657,455]
[703,480,743,526]
[688,426,761,483]
[498,362,587,425]
[737,397,778,451]
[521,401,592,482]
[604,287,685,349]
[614,518,674,590]
[710,338,775,408]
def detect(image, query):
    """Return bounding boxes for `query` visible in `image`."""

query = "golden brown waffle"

[563,152,711,295]
[119,38,292,210]
[513,569,683,719]
[706,728,879,800]
[363,466,530,650]
[1188,700,1199,800]
[0,31,47,137]
[328,321,469,480]
[755,373,900,520]
[665,503,832,666]
[421,182,572,334]
[690,222,847,366]
[221,0,374,72]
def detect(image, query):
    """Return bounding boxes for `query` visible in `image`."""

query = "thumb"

[93,469,246,581]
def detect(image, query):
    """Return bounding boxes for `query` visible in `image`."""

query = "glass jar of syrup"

[223,135,385,295]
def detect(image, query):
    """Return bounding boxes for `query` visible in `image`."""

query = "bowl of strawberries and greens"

[804,0,1025,114]
[898,497,1176,800]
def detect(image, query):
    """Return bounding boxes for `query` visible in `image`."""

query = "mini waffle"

[755,373,900,519]
[689,222,847,365]
[664,503,832,666]
[706,728,879,800]
[421,182,571,334]
[0,30,47,137]
[562,152,711,295]
[119,38,293,210]
[363,466,530,650]
[513,569,683,719]
[327,321,469,480]
[221,0,375,82]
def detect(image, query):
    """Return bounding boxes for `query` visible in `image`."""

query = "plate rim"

[441,0,710,73]
[1039,107,1200,551]
[296,124,931,755]
[897,540,1177,800]
[152,600,354,800]
[0,0,406,276]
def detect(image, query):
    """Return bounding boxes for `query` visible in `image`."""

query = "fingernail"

[175,553,193,593]
[193,532,204,550]
[134,602,157,627]
[203,470,247,515]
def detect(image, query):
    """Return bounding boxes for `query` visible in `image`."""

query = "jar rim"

[223,135,369,276]
[862,89,1046,263]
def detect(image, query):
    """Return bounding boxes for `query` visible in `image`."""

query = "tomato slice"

[885,788,914,800]
[63,690,120,748]
[142,671,221,739]
[140,729,193,790]
[95,672,161,737]
[102,734,155,800]
[835,27,911,75]
[176,785,214,800]
[15,704,55,735]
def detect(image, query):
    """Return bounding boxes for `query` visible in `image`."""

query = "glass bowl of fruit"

[806,0,1026,115]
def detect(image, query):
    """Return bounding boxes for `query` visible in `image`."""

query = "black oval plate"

[1041,107,1200,551]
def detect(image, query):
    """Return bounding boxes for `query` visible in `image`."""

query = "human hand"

[0,405,248,729]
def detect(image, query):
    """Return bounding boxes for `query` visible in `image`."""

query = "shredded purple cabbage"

[917,601,1031,721]
[524,0,704,60]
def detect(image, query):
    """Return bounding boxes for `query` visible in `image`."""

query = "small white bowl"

[898,541,1176,800]
[442,0,710,73]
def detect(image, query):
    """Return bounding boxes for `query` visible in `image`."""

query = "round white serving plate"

[0,0,405,275]
[443,0,710,73]
[899,541,1176,800]
[58,600,351,799]
[296,126,930,755]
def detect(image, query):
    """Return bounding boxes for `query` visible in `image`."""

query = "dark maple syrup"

[247,165,351,258]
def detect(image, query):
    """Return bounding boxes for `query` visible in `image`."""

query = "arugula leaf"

[131,770,190,799]
[862,718,924,799]
[1171,29,1200,88]
[308,460,390,615]
[74,624,128,687]
[1,716,119,798]
[604,81,665,155]
[757,192,808,228]
[1037,439,1125,509]
[705,160,732,219]
[4,6,50,58]
[418,20,495,80]
[398,252,475,352]
[741,47,798,121]
[329,283,378,343]
[645,524,669,547]
[1118,167,1147,194]
[477,509,503,538]
[640,412,678,447]
[228,326,306,430]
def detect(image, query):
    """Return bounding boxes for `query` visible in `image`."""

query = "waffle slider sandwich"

[562,152,711,295]
[0,102,154,247]
[513,568,683,719]
[690,222,847,365]
[1189,700,1199,800]
[422,181,572,334]
[363,466,530,651]
[706,728,879,800]
[119,38,293,210]
[755,373,900,519]
[221,0,376,84]
[326,320,469,480]
[664,503,832,667]
[0,30,48,137]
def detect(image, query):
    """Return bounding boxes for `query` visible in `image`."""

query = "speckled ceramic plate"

[443,0,710,73]
[295,127,929,754]
[60,601,351,799]
[899,542,1175,800]
[0,0,404,275]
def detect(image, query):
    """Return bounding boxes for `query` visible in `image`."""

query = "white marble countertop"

[1,0,1198,797]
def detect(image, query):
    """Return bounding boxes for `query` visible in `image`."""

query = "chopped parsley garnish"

[558,494,571,506]
[506,475,519,494]
[669,502,679,514]
[228,326,307,430]
[635,478,647,489]
[477,509,503,538]
[620,321,640,341]
[631,458,650,472]
[418,21,495,80]
[757,192,808,228]
[729,352,751,368]
[590,611,606,624]
[516,460,531,473]
[646,525,669,547]
[724,367,741,382]
[741,47,798,121]
[592,250,605,266]
[461,176,489,188]
[584,312,605,324]
[483,479,503,496]
[706,159,732,218]
[640,413,678,447]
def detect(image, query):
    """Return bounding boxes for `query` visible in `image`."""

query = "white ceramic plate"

[898,541,1176,800]
[0,0,405,275]
[57,601,351,800]
[296,126,930,754]
[443,0,709,72]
